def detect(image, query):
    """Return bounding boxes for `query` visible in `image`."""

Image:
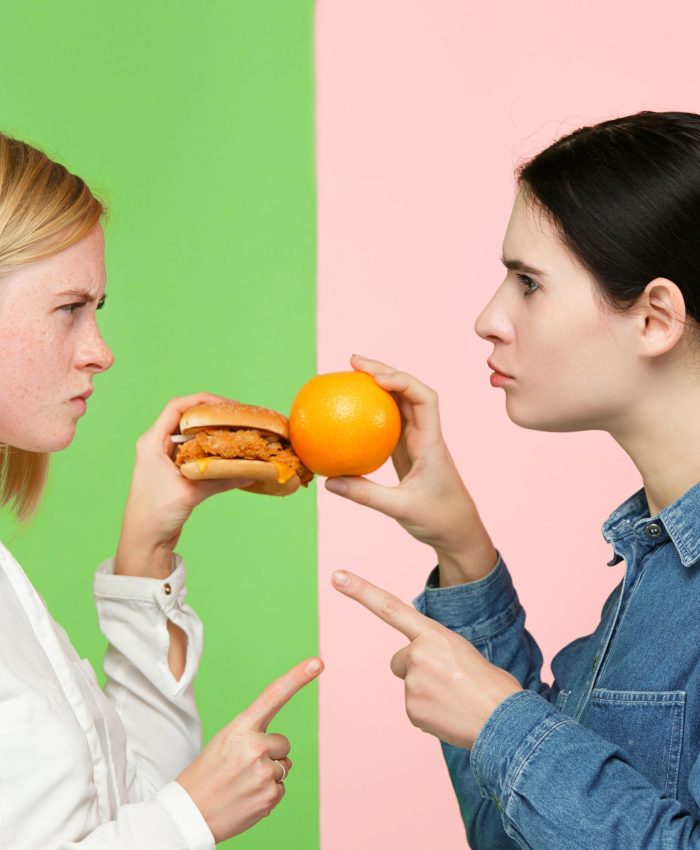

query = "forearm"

[114,541,187,680]
[59,782,213,850]
[415,553,553,697]
[440,742,521,849]
[431,496,499,587]
[95,556,204,783]
[115,543,174,579]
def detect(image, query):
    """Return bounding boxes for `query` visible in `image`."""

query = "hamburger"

[173,401,314,496]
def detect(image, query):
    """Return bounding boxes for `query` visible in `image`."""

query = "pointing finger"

[331,570,436,641]
[234,658,324,733]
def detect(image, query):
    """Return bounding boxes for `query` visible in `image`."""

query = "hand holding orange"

[289,371,402,477]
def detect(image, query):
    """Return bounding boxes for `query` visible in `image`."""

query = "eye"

[60,295,106,315]
[517,273,540,297]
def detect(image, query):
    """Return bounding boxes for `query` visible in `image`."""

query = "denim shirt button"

[645,522,662,538]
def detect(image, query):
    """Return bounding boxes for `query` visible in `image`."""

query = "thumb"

[325,476,406,519]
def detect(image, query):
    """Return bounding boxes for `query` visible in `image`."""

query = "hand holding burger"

[115,393,259,582]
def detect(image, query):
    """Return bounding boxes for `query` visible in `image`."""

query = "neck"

[608,368,700,517]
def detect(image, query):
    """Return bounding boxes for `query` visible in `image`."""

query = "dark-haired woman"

[329,111,700,848]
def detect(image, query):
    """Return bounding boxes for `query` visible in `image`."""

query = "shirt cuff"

[157,781,215,850]
[93,554,187,615]
[470,689,566,806]
[413,551,520,641]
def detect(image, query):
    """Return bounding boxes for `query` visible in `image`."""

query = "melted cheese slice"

[192,456,295,484]
[271,461,296,484]
[195,457,213,474]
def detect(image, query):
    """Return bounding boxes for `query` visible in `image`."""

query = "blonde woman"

[0,132,322,849]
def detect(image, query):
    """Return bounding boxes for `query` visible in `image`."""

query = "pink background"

[315,2,699,847]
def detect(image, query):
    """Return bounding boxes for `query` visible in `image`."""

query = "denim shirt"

[414,479,700,849]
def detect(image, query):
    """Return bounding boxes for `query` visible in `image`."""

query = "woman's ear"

[637,278,688,358]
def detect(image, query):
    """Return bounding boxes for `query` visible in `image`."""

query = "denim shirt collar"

[602,479,700,569]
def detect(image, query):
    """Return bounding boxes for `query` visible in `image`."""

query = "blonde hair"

[0,132,105,522]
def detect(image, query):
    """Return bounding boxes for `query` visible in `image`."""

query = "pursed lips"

[487,359,513,378]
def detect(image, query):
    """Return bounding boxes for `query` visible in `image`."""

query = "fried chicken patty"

[175,428,314,486]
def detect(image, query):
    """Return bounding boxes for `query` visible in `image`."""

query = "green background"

[0,2,318,848]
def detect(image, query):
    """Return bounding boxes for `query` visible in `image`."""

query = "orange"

[289,371,401,477]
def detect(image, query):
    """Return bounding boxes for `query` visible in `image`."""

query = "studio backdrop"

[3,1,697,848]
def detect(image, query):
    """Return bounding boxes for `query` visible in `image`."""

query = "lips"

[487,360,513,378]
[71,388,94,401]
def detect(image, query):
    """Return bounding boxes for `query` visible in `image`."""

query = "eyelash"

[517,273,539,297]
[61,298,106,315]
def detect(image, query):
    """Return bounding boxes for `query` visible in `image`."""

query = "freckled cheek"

[0,323,67,402]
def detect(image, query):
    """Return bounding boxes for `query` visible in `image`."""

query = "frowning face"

[0,224,114,452]
[474,190,641,433]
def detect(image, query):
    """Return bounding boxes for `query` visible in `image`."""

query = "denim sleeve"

[413,552,555,699]
[471,689,700,849]
[413,552,556,848]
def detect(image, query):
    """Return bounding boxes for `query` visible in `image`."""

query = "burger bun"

[179,457,301,497]
[180,402,289,439]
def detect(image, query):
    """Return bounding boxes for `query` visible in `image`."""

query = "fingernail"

[306,659,322,673]
[325,478,348,495]
[352,353,367,360]
[332,571,350,587]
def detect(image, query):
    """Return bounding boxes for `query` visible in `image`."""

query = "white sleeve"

[93,554,204,796]
[59,781,214,849]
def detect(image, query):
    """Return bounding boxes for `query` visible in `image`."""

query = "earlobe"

[639,278,687,357]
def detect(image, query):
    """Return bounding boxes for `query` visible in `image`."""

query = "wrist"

[466,673,523,749]
[114,538,175,579]
[434,540,498,587]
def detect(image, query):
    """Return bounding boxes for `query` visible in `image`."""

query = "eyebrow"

[500,256,547,277]
[55,289,107,303]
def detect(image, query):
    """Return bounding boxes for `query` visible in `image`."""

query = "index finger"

[350,357,441,441]
[331,570,437,640]
[144,393,237,450]
[154,393,233,435]
[235,658,324,733]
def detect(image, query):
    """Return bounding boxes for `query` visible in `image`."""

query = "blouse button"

[163,582,173,595]
[645,523,662,537]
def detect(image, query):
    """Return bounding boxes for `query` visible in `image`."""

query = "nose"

[76,321,115,374]
[474,283,513,344]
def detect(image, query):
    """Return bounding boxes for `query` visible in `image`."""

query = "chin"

[49,429,78,452]
[504,398,591,433]
[23,428,77,453]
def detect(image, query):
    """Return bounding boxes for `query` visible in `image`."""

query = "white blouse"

[0,538,215,849]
